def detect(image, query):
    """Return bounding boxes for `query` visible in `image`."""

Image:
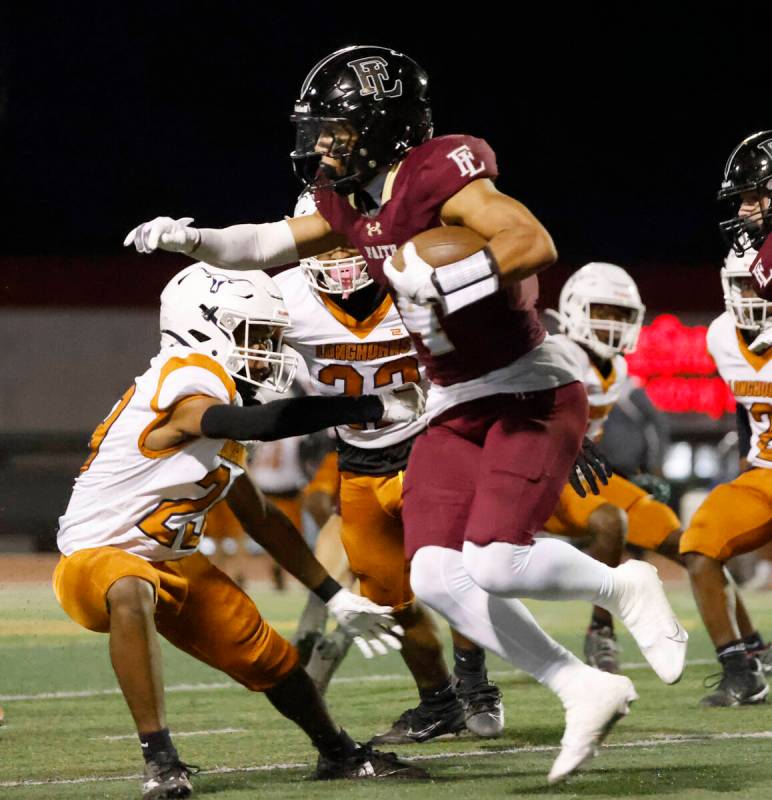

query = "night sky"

[0,7,765,269]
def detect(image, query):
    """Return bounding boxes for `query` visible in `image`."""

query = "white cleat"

[610,560,688,684]
[548,671,638,785]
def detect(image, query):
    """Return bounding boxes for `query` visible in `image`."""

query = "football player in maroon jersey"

[125,45,687,784]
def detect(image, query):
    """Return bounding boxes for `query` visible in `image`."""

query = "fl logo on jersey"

[347,57,403,100]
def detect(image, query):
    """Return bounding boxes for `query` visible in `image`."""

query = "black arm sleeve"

[200,394,384,442]
[736,404,752,461]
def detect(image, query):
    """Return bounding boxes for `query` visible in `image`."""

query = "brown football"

[391,226,487,272]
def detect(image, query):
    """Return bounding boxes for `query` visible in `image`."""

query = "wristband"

[431,248,500,315]
[441,275,499,315]
[312,575,343,603]
[431,247,499,294]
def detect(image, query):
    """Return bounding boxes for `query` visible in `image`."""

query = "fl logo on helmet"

[347,57,403,100]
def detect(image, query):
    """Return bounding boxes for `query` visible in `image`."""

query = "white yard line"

[2,730,771,789]
[91,727,247,742]
[0,659,716,703]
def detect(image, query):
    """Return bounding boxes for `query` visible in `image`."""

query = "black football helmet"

[290,45,432,194]
[718,130,772,255]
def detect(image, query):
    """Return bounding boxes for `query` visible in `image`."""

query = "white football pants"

[411,545,594,693]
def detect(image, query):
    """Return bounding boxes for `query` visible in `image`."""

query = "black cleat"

[141,751,197,799]
[369,698,466,744]
[453,674,504,738]
[584,626,621,673]
[311,743,429,780]
[700,658,769,707]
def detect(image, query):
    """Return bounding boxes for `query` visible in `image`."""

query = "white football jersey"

[552,334,627,441]
[249,438,307,494]
[708,312,772,469]
[275,267,428,448]
[57,348,247,561]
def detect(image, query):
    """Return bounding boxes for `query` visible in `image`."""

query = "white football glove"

[749,325,772,354]
[380,382,426,423]
[123,216,199,254]
[383,243,439,304]
[325,588,404,659]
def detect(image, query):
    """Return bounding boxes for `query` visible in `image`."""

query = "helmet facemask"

[718,183,772,256]
[290,115,365,191]
[564,300,644,360]
[721,250,772,331]
[219,312,297,394]
[300,249,372,300]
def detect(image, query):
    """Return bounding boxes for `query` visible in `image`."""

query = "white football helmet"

[293,191,372,298]
[721,247,772,331]
[558,262,645,359]
[159,263,298,394]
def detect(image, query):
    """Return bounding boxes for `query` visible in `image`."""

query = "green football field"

[2,582,772,799]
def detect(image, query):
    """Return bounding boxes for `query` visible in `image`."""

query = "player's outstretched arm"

[123,210,346,269]
[226,474,403,659]
[200,384,423,442]
[141,385,425,452]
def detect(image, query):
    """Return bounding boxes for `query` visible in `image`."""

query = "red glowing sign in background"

[626,314,735,419]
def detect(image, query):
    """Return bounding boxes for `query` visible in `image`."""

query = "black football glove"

[569,437,613,498]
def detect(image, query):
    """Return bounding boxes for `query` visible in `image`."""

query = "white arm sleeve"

[193,221,299,269]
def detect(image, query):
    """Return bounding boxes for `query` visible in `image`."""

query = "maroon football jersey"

[314,134,546,385]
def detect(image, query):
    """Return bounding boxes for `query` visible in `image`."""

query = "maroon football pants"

[402,382,588,560]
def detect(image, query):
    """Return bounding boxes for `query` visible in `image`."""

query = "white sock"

[462,539,616,605]
[411,546,587,693]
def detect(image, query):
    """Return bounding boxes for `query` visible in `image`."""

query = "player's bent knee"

[106,576,156,616]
